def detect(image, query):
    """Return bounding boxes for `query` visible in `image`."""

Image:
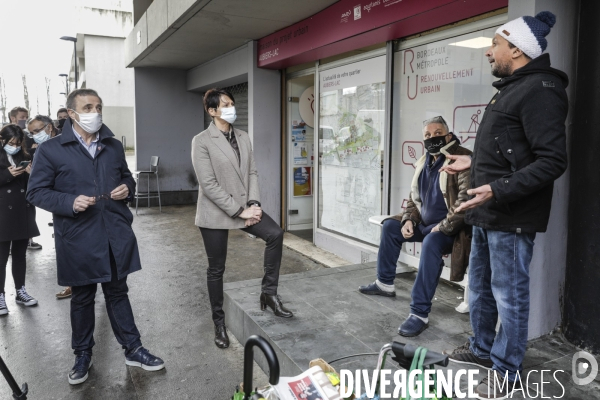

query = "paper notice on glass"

[293,167,312,197]
[292,128,307,142]
[273,366,341,400]
[293,142,308,165]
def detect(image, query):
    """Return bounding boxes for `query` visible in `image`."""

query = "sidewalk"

[0,205,322,399]
[1,204,598,399]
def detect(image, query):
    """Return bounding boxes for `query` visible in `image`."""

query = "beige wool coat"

[191,122,260,229]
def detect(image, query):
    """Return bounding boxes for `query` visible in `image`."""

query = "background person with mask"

[56,108,69,135]
[27,88,165,385]
[358,116,472,337]
[9,107,28,129]
[192,88,293,350]
[8,107,42,251]
[0,124,40,316]
[27,115,54,157]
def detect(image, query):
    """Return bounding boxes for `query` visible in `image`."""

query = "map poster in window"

[318,55,386,245]
[293,167,312,197]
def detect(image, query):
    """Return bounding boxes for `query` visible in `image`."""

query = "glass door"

[286,73,315,233]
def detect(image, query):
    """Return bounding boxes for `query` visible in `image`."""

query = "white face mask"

[219,106,237,124]
[71,110,102,134]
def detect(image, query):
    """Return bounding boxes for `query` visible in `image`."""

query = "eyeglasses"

[94,193,111,202]
[423,116,448,126]
[31,124,48,135]
[93,175,118,204]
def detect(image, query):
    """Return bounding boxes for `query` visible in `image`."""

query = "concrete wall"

[506,0,579,339]
[247,41,281,224]
[84,35,136,148]
[187,45,249,92]
[134,68,204,202]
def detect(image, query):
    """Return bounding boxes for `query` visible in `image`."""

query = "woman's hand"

[245,217,260,227]
[239,205,262,221]
[25,163,32,174]
[8,166,26,177]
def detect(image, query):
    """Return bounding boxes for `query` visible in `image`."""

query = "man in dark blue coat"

[27,89,165,385]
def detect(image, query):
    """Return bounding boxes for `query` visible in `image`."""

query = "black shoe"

[398,314,429,337]
[214,325,230,349]
[125,346,165,371]
[444,341,494,370]
[68,352,92,385]
[27,240,42,250]
[358,281,396,297]
[260,293,293,318]
[15,286,38,306]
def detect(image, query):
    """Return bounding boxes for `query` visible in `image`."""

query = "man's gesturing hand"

[111,184,130,200]
[455,184,494,213]
[440,154,471,175]
[73,195,96,212]
[401,220,414,239]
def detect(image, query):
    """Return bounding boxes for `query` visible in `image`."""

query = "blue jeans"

[377,219,454,318]
[468,226,535,382]
[71,247,142,356]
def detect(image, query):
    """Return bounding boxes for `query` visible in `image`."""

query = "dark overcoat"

[0,155,40,242]
[27,120,141,286]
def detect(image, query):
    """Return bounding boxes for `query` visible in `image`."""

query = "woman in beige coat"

[192,89,293,349]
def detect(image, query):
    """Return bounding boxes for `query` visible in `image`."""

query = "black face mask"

[423,134,449,155]
[57,119,66,129]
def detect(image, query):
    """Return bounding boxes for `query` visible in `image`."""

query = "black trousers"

[0,239,28,294]
[199,211,284,326]
[70,247,142,356]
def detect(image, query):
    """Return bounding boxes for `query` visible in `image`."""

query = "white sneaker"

[15,286,38,306]
[0,293,8,315]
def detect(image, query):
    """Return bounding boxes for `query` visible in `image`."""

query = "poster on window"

[293,167,312,196]
[318,55,386,245]
[389,27,499,217]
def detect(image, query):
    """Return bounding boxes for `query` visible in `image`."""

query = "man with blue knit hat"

[441,11,568,399]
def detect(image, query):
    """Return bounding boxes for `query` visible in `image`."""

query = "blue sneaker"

[68,352,92,385]
[358,281,396,297]
[398,314,429,337]
[125,346,165,371]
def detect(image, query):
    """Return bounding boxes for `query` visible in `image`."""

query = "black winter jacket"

[465,54,568,233]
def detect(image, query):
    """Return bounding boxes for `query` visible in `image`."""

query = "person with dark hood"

[441,12,568,399]
[359,116,472,337]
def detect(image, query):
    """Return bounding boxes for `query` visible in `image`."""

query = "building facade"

[125,0,599,352]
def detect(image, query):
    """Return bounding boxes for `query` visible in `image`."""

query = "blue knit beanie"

[496,11,556,59]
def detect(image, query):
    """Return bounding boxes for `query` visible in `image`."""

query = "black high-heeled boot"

[260,293,293,318]
[214,325,229,348]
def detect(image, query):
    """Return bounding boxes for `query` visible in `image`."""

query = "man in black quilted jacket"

[440,11,568,399]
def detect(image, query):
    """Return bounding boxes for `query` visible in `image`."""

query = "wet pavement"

[2,204,599,399]
[0,205,323,399]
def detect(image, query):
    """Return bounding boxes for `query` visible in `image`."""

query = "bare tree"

[45,77,52,116]
[0,75,7,124]
[22,75,30,111]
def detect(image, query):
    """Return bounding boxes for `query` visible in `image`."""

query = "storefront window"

[390,28,498,216]
[318,56,386,245]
